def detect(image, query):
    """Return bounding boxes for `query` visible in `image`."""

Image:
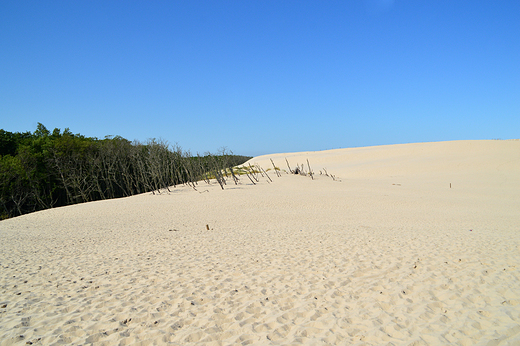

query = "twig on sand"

[248,163,259,182]
[212,167,225,189]
[229,167,239,185]
[271,159,281,177]
[260,166,272,183]
[244,167,256,185]
[286,158,294,174]
[323,168,329,176]
[307,159,314,180]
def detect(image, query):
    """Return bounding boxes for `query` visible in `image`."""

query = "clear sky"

[1,1,519,156]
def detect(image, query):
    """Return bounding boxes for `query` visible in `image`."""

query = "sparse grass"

[183,158,337,192]
[204,166,261,180]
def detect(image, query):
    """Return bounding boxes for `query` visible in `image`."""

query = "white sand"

[1,140,519,345]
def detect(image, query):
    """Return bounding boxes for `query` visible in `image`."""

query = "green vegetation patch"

[0,124,251,219]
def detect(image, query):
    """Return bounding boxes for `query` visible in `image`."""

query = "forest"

[0,123,251,219]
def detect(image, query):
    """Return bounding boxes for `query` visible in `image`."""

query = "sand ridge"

[1,140,519,345]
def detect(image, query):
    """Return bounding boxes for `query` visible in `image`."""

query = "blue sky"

[1,1,519,156]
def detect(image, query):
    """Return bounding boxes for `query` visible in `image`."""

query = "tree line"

[0,123,251,219]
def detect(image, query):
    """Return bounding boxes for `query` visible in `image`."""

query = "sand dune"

[1,140,519,345]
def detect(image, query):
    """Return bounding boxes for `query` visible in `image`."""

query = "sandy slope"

[1,140,519,345]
